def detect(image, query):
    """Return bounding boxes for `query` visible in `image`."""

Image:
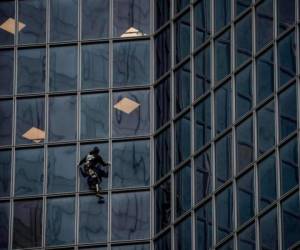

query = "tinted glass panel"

[175,0,189,13]
[175,12,190,63]
[237,223,256,250]
[0,1,15,45]
[277,0,295,34]
[194,0,210,48]
[155,0,170,29]
[215,0,231,32]
[0,202,9,249]
[0,150,11,197]
[0,100,12,146]
[154,231,171,250]
[0,50,13,96]
[112,244,149,250]
[259,208,278,250]
[155,77,170,129]
[216,240,233,250]
[175,217,191,250]
[196,201,212,250]
[236,0,251,16]
[215,31,231,82]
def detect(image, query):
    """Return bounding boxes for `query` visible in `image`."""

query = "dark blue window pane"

[15,148,43,196]
[175,113,191,165]
[258,154,276,210]
[195,201,212,250]
[155,128,171,181]
[236,0,251,16]
[81,93,109,139]
[155,0,170,29]
[238,223,256,250]
[175,0,189,13]
[216,186,233,242]
[259,208,278,250]
[280,137,298,195]
[0,150,11,197]
[50,46,77,92]
[215,0,231,32]
[195,149,211,202]
[79,195,108,243]
[194,46,211,99]
[194,0,210,48]
[0,202,9,249]
[18,0,46,44]
[237,170,254,226]
[0,50,13,96]
[236,117,253,172]
[256,0,273,51]
[277,0,295,34]
[279,84,297,140]
[155,179,171,233]
[257,101,275,155]
[81,43,109,90]
[216,240,233,250]
[111,192,150,240]
[47,145,76,193]
[215,133,232,188]
[155,77,170,129]
[278,32,296,87]
[175,12,190,63]
[175,217,191,250]
[50,0,78,42]
[215,31,231,82]
[46,197,75,246]
[112,244,149,250]
[235,64,252,119]
[215,80,232,134]
[82,0,109,39]
[282,192,300,249]
[175,163,191,217]
[13,199,42,248]
[0,1,15,45]
[112,140,150,188]
[0,100,12,146]
[256,47,274,103]
[194,96,211,150]
[155,231,171,250]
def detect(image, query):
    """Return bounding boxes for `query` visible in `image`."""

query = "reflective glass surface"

[0,49,13,96]
[0,99,12,146]
[194,0,210,48]
[235,0,251,16]
[154,231,171,250]
[215,31,231,82]
[0,1,15,45]
[155,0,170,29]
[174,217,191,250]
[175,61,190,114]
[216,240,233,250]
[277,0,295,34]
[155,77,170,129]
[175,0,189,13]
[259,207,278,250]
[112,244,149,250]
[0,150,11,197]
[237,223,256,250]
[0,201,9,249]
[215,0,231,32]
[175,12,190,63]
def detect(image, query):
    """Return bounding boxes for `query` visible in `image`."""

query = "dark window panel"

[174,217,191,250]
[235,64,252,119]
[259,207,278,250]
[280,137,298,195]
[154,231,171,250]
[216,240,233,250]
[0,1,15,45]
[215,30,231,82]
[0,201,9,249]
[256,47,274,103]
[236,117,253,172]
[194,45,211,99]
[237,223,256,250]
[18,0,46,44]
[81,43,109,90]
[50,46,77,92]
[0,50,13,96]
[195,201,212,250]
[155,179,171,233]
[216,186,233,242]
[235,0,251,16]
[155,0,170,30]
[194,0,210,48]
[46,197,75,246]
[111,192,150,241]
[258,154,277,210]
[279,84,297,140]
[0,150,11,197]
[0,99,12,146]
[79,195,108,243]
[112,140,150,188]
[214,0,231,32]
[79,248,106,250]
[194,96,211,150]
[195,148,211,202]
[81,93,109,139]
[113,0,149,37]
[215,133,232,188]
[256,0,273,51]
[13,199,42,248]
[50,0,78,42]
[175,0,189,13]
[82,0,109,39]
[112,244,149,250]
[277,0,295,34]
[15,148,44,196]
[175,12,190,63]
[47,145,76,193]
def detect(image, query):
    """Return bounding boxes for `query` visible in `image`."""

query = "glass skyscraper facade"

[0,0,299,249]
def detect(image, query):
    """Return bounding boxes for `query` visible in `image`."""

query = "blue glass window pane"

[81,43,109,90]
[46,197,75,246]
[215,31,231,82]
[0,99,12,146]
[155,0,170,29]
[15,148,43,196]
[50,0,78,42]
[216,240,233,250]
[236,0,251,16]
[194,0,210,48]
[79,195,108,243]
[259,208,278,250]
[81,93,109,139]
[112,140,150,188]
[277,0,295,34]
[47,145,76,193]
[112,244,149,250]
[0,202,9,249]
[155,77,170,129]
[238,223,256,250]
[175,0,189,13]
[215,0,231,32]
[175,217,191,250]
[0,150,11,197]
[280,137,298,195]
[0,1,15,45]
[155,231,171,250]
[0,50,13,96]
[175,12,190,63]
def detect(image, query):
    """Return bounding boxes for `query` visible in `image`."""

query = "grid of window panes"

[0,0,151,249]
[154,0,300,250]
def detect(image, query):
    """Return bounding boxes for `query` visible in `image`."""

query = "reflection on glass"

[13,199,42,249]
[260,208,278,250]
[155,77,170,129]
[0,99,12,146]
[18,0,46,44]
[0,49,13,96]
[113,0,149,37]
[0,202,9,249]
[175,217,191,250]
[47,145,76,193]
[82,43,109,89]
[111,192,150,240]
[112,244,149,250]
[175,61,190,114]
[0,1,15,45]
[237,223,255,250]
[196,201,212,250]
[49,95,77,142]
[82,0,109,39]
[50,0,78,42]
[155,0,170,29]
[194,0,210,48]
[215,0,231,32]
[50,46,77,92]
[79,195,107,243]
[154,231,171,250]
[175,12,190,63]
[15,148,43,196]
[277,0,295,34]
[236,0,251,16]
[0,150,11,197]
[215,31,231,82]
[46,197,75,246]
